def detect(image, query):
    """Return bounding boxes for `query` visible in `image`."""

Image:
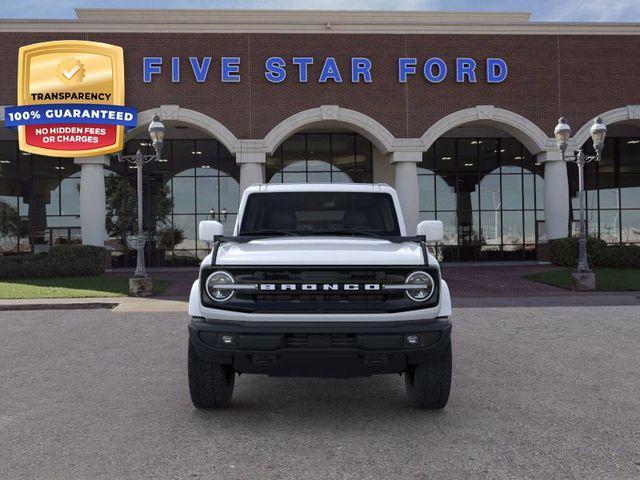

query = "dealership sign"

[142,56,508,84]
[5,40,137,157]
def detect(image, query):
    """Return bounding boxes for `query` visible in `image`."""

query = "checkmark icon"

[62,64,80,79]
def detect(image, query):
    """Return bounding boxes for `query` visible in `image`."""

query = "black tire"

[188,340,235,409]
[404,343,452,409]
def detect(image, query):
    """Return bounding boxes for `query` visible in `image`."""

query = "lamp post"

[117,114,165,288]
[553,116,607,289]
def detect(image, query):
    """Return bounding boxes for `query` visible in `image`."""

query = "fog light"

[406,334,420,346]
[220,334,234,345]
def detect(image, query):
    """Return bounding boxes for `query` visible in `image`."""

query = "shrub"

[593,244,640,268]
[157,227,185,251]
[550,237,640,268]
[0,245,106,279]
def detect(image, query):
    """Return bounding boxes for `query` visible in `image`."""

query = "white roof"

[245,183,394,194]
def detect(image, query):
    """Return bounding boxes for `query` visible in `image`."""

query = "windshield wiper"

[241,229,300,237]
[317,229,385,238]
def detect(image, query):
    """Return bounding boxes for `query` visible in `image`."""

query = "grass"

[526,268,640,291]
[0,275,170,299]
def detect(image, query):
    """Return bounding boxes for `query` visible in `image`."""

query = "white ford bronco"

[188,183,452,409]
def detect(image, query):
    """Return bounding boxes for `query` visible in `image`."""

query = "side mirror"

[417,220,444,242]
[199,220,224,242]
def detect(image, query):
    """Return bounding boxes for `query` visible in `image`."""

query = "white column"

[74,155,109,246]
[237,151,266,193]
[391,151,421,235]
[538,151,569,240]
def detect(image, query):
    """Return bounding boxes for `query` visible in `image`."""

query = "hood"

[214,237,429,266]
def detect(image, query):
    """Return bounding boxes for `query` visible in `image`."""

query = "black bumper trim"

[188,317,451,378]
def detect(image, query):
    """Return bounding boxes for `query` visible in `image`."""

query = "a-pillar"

[237,151,266,192]
[74,155,109,246]
[538,151,569,239]
[391,151,422,235]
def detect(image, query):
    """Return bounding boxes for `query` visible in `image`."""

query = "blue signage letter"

[487,58,508,83]
[351,57,372,83]
[221,57,241,83]
[189,57,211,83]
[456,58,477,83]
[143,57,162,83]
[171,57,180,83]
[424,58,447,83]
[265,57,287,83]
[292,57,314,82]
[319,57,343,83]
[398,58,417,83]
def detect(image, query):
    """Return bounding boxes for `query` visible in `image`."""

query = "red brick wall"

[1,32,638,141]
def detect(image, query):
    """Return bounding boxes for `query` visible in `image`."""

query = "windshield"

[239,191,401,237]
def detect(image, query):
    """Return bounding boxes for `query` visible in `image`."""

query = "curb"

[0,302,119,312]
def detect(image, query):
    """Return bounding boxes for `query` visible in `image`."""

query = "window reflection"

[569,137,640,245]
[418,137,542,261]
[266,133,373,184]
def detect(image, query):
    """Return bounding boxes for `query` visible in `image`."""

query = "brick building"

[0,9,639,264]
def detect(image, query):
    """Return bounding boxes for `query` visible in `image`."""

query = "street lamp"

[554,116,607,282]
[117,113,165,281]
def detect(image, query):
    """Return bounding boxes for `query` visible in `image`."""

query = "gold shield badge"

[15,40,126,157]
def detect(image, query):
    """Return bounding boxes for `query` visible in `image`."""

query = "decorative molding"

[628,105,640,120]
[263,105,396,154]
[320,105,339,120]
[159,104,180,120]
[475,105,495,120]
[421,106,552,154]
[572,105,640,148]
[127,107,239,154]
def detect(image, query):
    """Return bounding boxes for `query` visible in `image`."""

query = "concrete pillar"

[74,155,109,246]
[391,151,422,235]
[237,151,266,193]
[538,151,569,240]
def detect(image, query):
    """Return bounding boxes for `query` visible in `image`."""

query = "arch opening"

[418,122,546,262]
[569,120,640,246]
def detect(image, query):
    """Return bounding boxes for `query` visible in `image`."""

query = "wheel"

[404,343,452,409]
[188,339,235,409]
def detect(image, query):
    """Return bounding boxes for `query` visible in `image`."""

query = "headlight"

[405,271,435,302]
[205,271,235,302]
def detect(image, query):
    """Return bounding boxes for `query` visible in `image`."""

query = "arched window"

[267,133,372,184]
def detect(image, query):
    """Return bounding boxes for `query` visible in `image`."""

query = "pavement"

[1,306,639,479]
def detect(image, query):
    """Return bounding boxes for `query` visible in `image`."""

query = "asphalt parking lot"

[1,306,639,480]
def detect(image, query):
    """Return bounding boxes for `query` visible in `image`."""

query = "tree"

[0,201,21,250]
[105,176,173,252]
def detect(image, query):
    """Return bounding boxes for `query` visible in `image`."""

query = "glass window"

[173,140,195,176]
[418,175,435,211]
[621,174,640,209]
[434,139,456,176]
[195,177,218,215]
[479,175,501,211]
[282,134,306,172]
[307,134,331,172]
[621,210,640,243]
[477,139,499,173]
[172,177,195,214]
[266,133,372,185]
[239,192,401,236]
[500,138,523,174]
[599,210,620,243]
[501,175,523,210]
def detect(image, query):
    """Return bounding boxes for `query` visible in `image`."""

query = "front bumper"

[189,317,451,378]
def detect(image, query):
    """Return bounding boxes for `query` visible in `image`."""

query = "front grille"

[201,266,439,313]
[285,334,356,348]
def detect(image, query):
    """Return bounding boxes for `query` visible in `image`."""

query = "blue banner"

[4,104,137,128]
